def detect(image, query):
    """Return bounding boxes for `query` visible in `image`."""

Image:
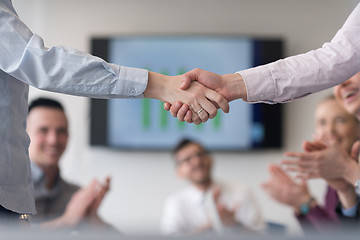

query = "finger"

[281,159,316,169]
[198,98,217,119]
[177,104,189,122]
[285,166,319,177]
[284,151,314,161]
[303,141,317,152]
[205,90,229,114]
[104,176,111,192]
[212,187,221,202]
[295,172,320,180]
[350,141,360,161]
[184,110,193,123]
[91,177,111,211]
[163,102,171,111]
[284,151,305,158]
[193,103,209,123]
[303,140,327,152]
[80,182,99,205]
[285,166,308,173]
[170,101,183,117]
[191,110,202,125]
[305,172,321,179]
[197,109,209,122]
[272,165,292,182]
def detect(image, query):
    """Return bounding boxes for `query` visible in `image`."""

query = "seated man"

[161,139,265,236]
[27,97,112,229]
[262,95,360,232]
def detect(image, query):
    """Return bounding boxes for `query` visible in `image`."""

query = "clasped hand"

[165,69,244,124]
[145,68,246,125]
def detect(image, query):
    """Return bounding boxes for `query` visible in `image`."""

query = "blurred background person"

[27,98,113,230]
[262,95,360,233]
[161,139,265,236]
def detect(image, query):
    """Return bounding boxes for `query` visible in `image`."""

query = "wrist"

[338,188,358,209]
[294,196,316,215]
[344,160,360,184]
[143,71,168,101]
[223,73,246,101]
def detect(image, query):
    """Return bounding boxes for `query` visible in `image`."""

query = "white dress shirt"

[161,183,265,236]
[0,0,148,214]
[238,3,360,103]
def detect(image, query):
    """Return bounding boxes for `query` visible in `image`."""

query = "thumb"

[350,141,360,162]
[181,69,199,90]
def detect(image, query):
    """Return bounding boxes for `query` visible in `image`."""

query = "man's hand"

[181,69,237,102]
[262,164,313,211]
[282,140,360,183]
[282,140,349,180]
[145,71,229,125]
[41,180,100,228]
[88,177,111,215]
[41,178,111,229]
[213,187,238,227]
[163,68,246,123]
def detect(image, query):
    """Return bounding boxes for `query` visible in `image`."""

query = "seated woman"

[262,95,360,233]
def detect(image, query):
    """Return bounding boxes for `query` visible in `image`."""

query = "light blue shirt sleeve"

[341,199,360,217]
[0,1,148,98]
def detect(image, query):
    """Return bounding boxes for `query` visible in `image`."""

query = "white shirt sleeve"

[160,197,186,236]
[238,3,360,103]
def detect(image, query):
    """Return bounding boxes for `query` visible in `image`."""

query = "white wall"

[12,0,357,236]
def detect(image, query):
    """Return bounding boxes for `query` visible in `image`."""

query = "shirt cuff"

[341,201,359,217]
[236,65,276,104]
[113,66,148,98]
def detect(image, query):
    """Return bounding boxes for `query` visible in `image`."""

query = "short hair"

[28,97,64,114]
[172,138,208,156]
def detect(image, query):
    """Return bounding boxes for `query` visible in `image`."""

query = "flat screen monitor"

[90,35,283,151]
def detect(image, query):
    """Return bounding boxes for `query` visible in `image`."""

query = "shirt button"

[129,89,136,96]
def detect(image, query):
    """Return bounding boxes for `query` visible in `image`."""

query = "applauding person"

[27,98,113,230]
[263,96,360,232]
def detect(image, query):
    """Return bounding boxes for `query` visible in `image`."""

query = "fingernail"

[175,102,181,108]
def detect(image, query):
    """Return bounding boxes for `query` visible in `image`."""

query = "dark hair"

[28,97,64,114]
[172,138,208,155]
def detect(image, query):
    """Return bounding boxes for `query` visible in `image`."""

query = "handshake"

[144,68,248,125]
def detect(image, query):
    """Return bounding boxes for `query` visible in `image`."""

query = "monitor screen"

[90,35,283,151]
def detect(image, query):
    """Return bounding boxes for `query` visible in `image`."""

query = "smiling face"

[334,72,360,119]
[315,97,360,153]
[27,107,68,169]
[175,143,212,187]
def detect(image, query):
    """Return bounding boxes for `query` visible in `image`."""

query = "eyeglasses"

[176,151,208,166]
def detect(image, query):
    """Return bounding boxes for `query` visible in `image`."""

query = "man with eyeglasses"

[161,139,265,236]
